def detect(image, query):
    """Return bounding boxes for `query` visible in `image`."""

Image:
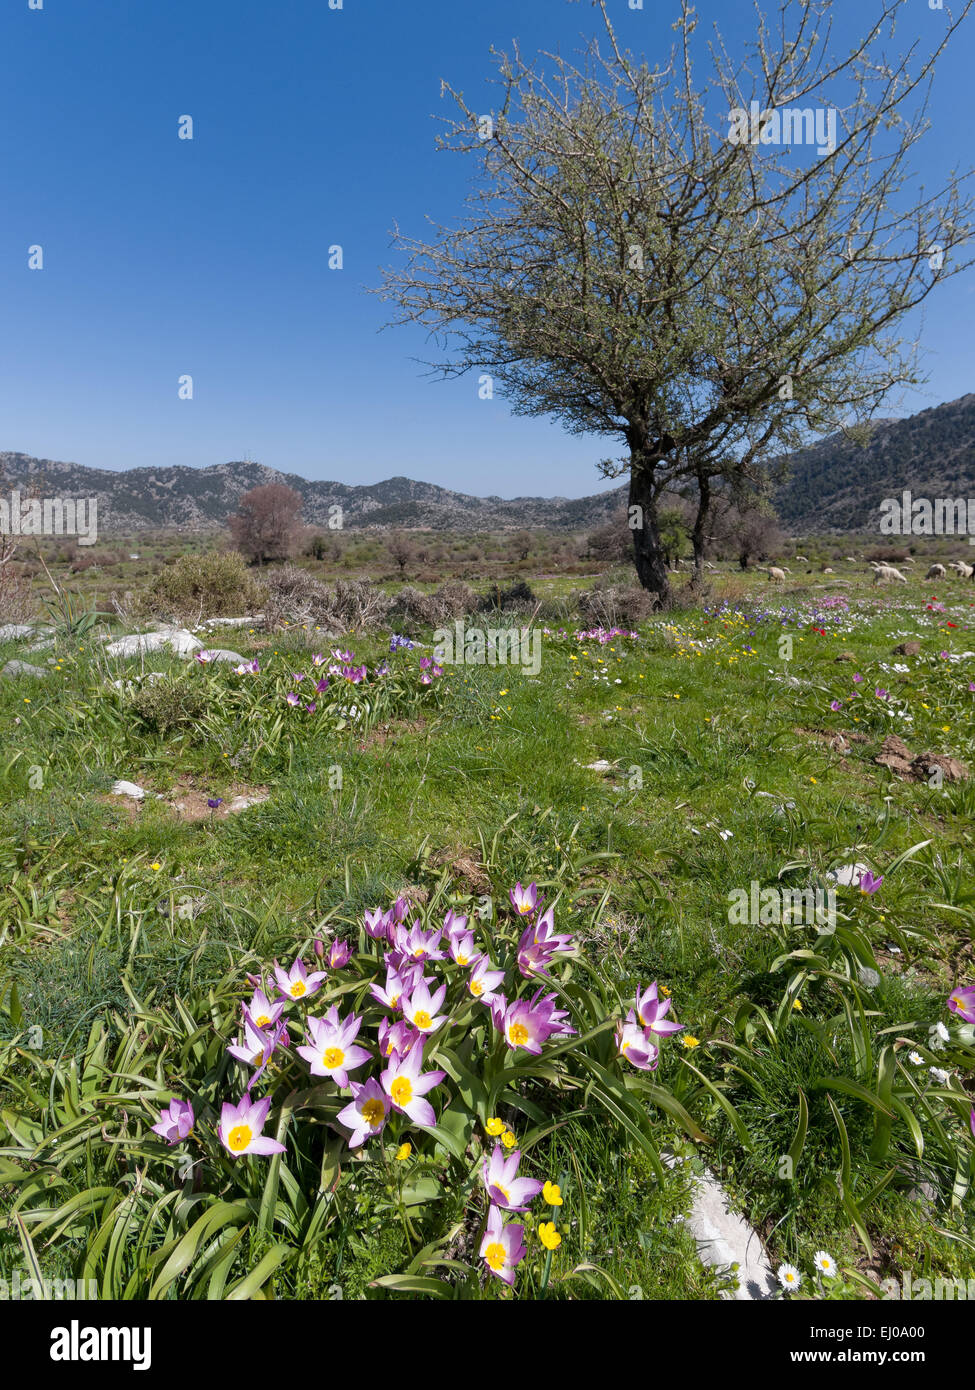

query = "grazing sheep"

[823,566,834,574]
[950,560,974,579]
[767,566,786,583]
[926,563,947,579]
[873,564,908,584]
[794,555,808,562]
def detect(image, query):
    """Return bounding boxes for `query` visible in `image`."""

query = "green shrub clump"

[141,550,264,622]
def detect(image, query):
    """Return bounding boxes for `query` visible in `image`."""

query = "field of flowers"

[1,572,973,1300]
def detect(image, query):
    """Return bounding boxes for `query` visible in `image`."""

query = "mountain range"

[2,390,973,536]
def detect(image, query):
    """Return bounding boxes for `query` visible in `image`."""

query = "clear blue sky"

[1,0,972,499]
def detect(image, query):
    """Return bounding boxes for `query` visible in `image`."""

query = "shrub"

[263,566,391,632]
[140,550,264,623]
[477,579,537,614]
[129,677,209,735]
[575,583,654,628]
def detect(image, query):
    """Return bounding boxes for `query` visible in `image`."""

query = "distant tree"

[712,502,784,569]
[228,484,303,565]
[511,530,534,562]
[387,530,417,577]
[586,510,631,563]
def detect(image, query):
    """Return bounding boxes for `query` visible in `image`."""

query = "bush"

[141,550,264,623]
[263,566,392,632]
[129,677,209,735]
[477,580,537,615]
[387,581,478,633]
[575,583,654,628]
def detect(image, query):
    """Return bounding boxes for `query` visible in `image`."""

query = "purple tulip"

[151,1097,194,1145]
[207,797,222,810]
[948,985,975,1024]
[482,1144,545,1211]
[616,1011,660,1070]
[497,989,575,1055]
[509,882,539,917]
[516,907,573,978]
[634,982,685,1036]
[858,871,883,895]
[218,1094,286,1158]
[401,978,448,1035]
[467,954,505,1004]
[273,957,327,1002]
[329,939,351,969]
[480,1206,526,1286]
[297,1006,371,1087]
[378,1017,420,1059]
[336,1078,390,1148]
[380,1041,446,1128]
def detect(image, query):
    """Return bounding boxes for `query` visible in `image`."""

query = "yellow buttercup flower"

[501,1130,517,1149]
[681,1035,701,1049]
[485,1117,505,1137]
[543,1181,563,1206]
[538,1222,561,1250]
[150,862,161,871]
[792,998,803,1011]
[395,1142,412,1161]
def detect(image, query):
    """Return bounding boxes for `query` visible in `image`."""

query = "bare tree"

[379,0,974,603]
[227,483,303,565]
[387,530,417,577]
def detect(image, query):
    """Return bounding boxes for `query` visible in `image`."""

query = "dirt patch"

[166,775,270,822]
[874,734,969,783]
[427,845,492,894]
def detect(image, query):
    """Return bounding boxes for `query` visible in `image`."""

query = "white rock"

[226,792,270,813]
[111,780,147,800]
[666,1158,777,1300]
[105,628,202,658]
[827,861,870,887]
[1,659,48,678]
[0,624,37,642]
[585,759,614,774]
[194,648,245,664]
[201,616,262,630]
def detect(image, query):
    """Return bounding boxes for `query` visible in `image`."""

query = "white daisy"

[908,1051,924,1065]
[813,1251,837,1278]
[778,1263,802,1291]
[929,1067,951,1085]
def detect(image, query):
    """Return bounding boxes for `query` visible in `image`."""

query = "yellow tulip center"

[414,1010,432,1030]
[484,1242,506,1272]
[470,980,484,997]
[391,1077,413,1106]
[509,1022,530,1047]
[456,953,469,966]
[255,1014,270,1027]
[290,981,306,998]
[361,1098,385,1128]
[323,1047,344,1069]
[227,1124,252,1153]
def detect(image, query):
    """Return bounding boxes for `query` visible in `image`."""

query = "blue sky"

[1,0,972,499]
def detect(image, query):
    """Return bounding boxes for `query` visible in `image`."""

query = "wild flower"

[329,939,351,969]
[380,1041,446,1128]
[151,1098,194,1145]
[218,1094,286,1159]
[496,989,575,1054]
[297,1006,371,1087]
[634,982,684,1037]
[480,1207,526,1285]
[777,1263,801,1292]
[616,1011,659,1071]
[858,871,883,895]
[948,985,975,1024]
[813,1251,837,1278]
[401,978,449,1034]
[482,1144,544,1211]
[509,882,538,916]
[273,957,327,1002]
[336,1078,390,1149]
[448,928,476,966]
[467,954,505,1004]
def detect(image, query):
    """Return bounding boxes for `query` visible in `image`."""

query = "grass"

[1,559,973,1298]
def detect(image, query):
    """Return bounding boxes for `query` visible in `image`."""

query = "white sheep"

[926,563,947,579]
[873,564,908,584]
[949,560,974,579]
[767,566,787,583]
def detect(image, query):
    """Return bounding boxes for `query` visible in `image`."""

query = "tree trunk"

[690,474,711,587]
[628,465,670,605]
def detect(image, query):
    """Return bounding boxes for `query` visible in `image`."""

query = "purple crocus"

[218,1094,286,1158]
[393,922,446,964]
[498,989,575,1055]
[448,929,476,966]
[509,882,538,916]
[830,700,842,712]
[516,907,573,978]
[480,1206,526,1286]
[227,1008,288,1083]
[246,986,285,1030]
[364,907,392,940]
[948,985,975,1024]
[401,978,448,1035]
[336,1078,390,1148]
[207,797,223,810]
[634,982,684,1037]
[858,870,883,895]
[370,966,409,1012]
[286,691,301,706]
[315,678,329,694]
[616,1011,660,1071]
[151,1097,194,1145]
[482,1144,544,1212]
[467,954,505,1004]
[380,1041,446,1128]
[273,957,327,1003]
[377,1017,420,1059]
[329,939,351,969]
[297,1006,371,1087]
